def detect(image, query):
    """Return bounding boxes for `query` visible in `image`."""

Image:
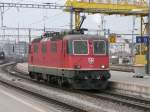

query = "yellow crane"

[65,0,148,30]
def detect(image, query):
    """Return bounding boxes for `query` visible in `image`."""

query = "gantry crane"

[65,0,148,32]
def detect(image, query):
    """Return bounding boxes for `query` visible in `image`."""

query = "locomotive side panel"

[29,39,65,76]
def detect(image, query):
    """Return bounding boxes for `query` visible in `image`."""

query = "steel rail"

[0,62,87,112]
[0,80,86,112]
[93,91,150,111]
[5,63,150,111]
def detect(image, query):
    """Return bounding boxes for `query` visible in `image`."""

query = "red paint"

[28,35,109,70]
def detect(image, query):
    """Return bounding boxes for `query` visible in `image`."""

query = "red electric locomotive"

[28,31,111,89]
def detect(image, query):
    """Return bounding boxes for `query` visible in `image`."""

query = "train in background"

[28,31,111,89]
[0,51,5,60]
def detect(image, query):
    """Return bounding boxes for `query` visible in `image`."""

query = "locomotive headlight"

[101,65,105,69]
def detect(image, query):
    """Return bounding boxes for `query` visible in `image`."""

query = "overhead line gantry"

[0,2,64,9]
[0,2,66,28]
[0,1,148,31]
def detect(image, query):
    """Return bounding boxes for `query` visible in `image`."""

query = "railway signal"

[108,34,116,43]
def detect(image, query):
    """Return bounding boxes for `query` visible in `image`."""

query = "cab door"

[58,40,65,76]
[62,40,68,68]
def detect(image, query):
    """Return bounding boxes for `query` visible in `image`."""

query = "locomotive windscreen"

[93,40,106,54]
[73,40,88,54]
[67,39,107,55]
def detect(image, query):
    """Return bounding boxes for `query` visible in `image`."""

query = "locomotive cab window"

[42,43,47,54]
[93,40,106,55]
[51,42,57,53]
[73,40,88,55]
[34,44,38,54]
[67,40,73,54]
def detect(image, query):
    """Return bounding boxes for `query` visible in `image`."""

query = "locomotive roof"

[63,35,106,40]
[32,34,107,43]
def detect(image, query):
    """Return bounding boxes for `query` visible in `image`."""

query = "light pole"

[147,0,150,74]
[70,7,73,31]
[131,16,135,64]
[0,7,4,27]
[28,28,31,43]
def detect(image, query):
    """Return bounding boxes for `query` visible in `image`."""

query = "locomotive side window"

[67,40,73,54]
[34,44,38,53]
[73,40,88,55]
[93,40,106,54]
[42,43,47,54]
[51,42,57,53]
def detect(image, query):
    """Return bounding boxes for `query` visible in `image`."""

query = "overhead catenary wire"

[55,0,65,4]
[28,12,65,27]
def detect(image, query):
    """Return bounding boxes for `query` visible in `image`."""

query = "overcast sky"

[0,0,147,36]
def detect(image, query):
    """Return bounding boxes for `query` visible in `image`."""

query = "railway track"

[0,63,87,112]
[0,59,9,65]
[4,62,150,111]
[86,91,150,111]
[0,81,86,112]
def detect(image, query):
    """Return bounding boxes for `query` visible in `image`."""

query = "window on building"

[51,42,57,53]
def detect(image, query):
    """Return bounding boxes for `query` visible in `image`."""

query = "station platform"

[16,63,150,98]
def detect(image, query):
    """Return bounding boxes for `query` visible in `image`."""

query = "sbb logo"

[88,57,94,64]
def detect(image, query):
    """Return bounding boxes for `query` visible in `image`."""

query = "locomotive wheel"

[63,78,73,89]
[35,74,41,81]
[58,77,63,87]
[29,72,35,79]
[43,79,48,83]
[36,76,40,81]
[46,75,51,83]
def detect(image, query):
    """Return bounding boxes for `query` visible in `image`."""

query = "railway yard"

[0,60,149,112]
[0,0,150,112]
